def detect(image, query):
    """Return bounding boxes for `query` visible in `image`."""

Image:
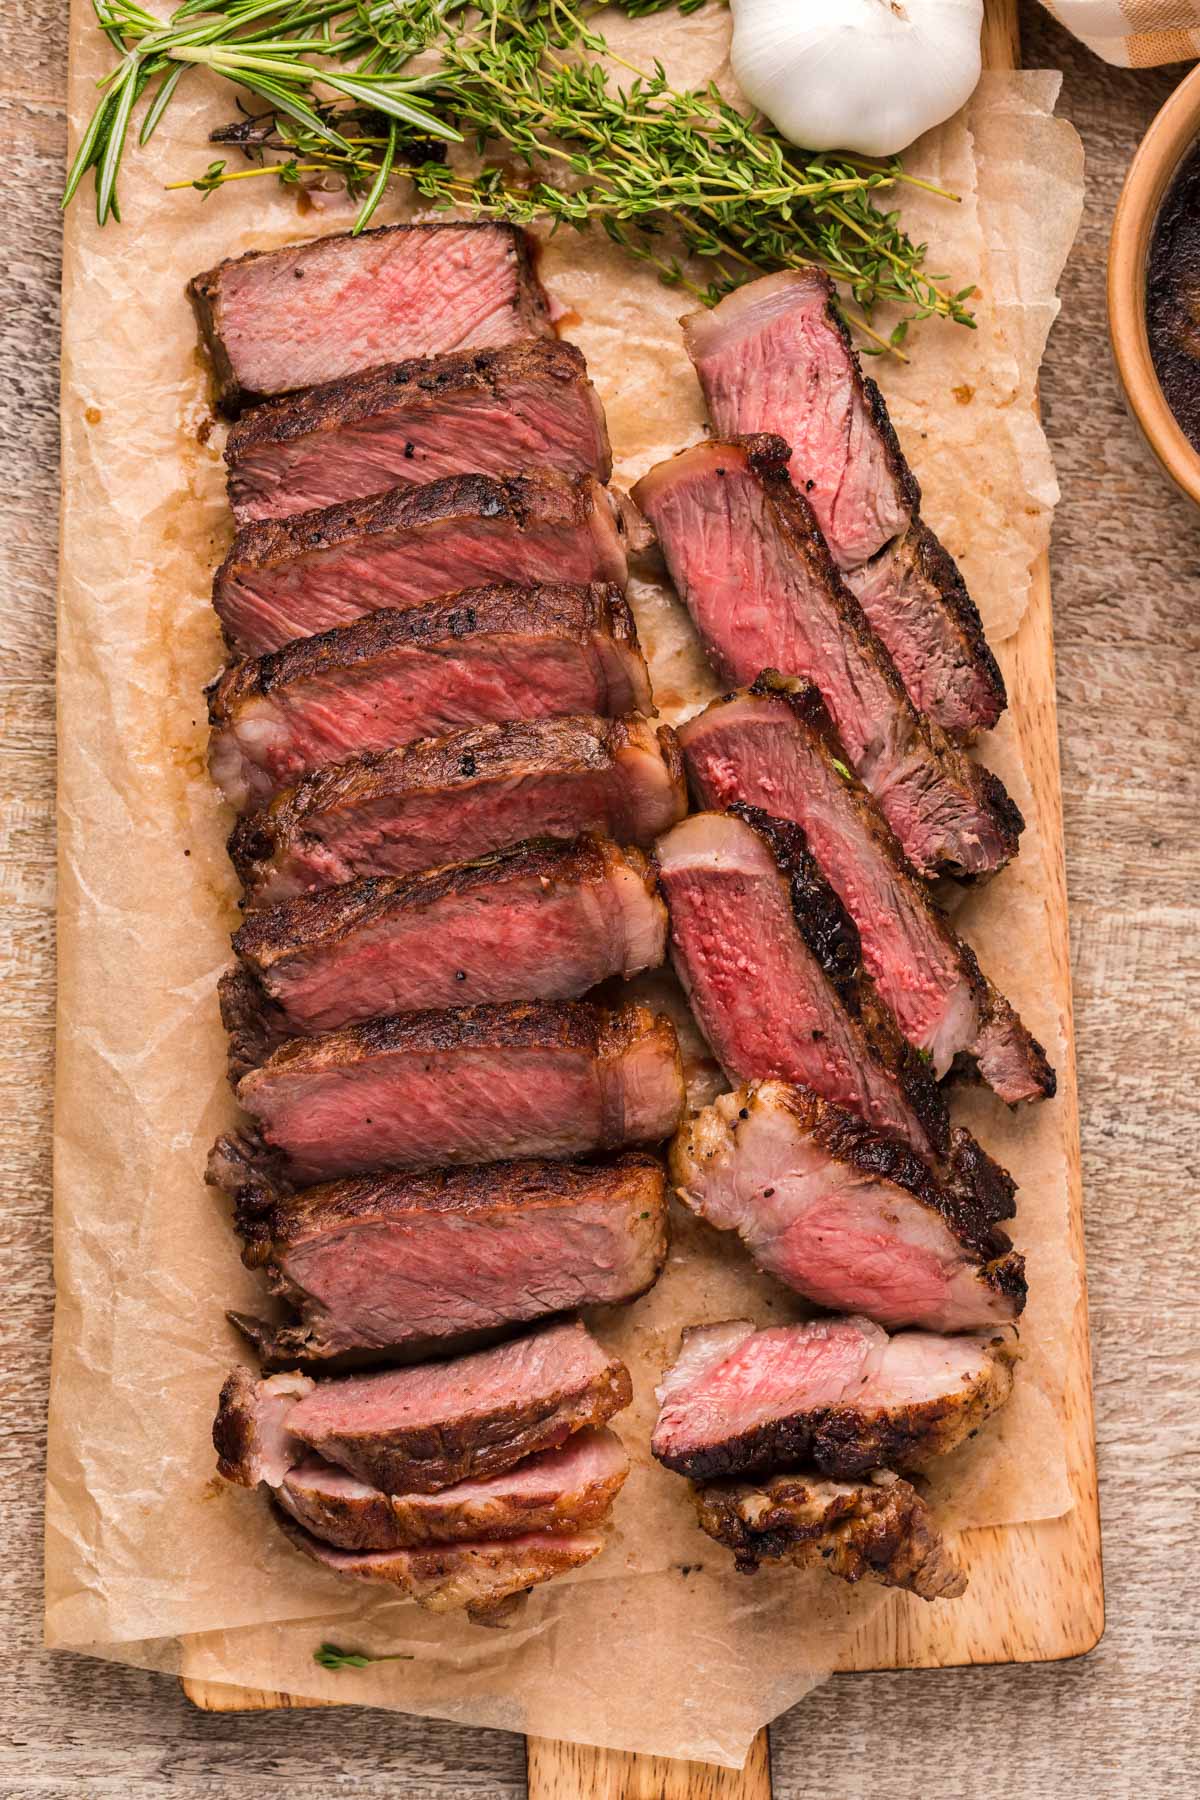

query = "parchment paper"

[46,2,1085,1766]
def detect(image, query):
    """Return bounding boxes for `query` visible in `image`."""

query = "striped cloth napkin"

[1044,0,1200,64]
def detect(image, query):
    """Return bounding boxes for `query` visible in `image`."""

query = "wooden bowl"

[1108,63,1200,508]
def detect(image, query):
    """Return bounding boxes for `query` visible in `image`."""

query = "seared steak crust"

[693,1470,967,1601]
[225,339,611,520]
[726,805,950,1158]
[212,1366,314,1487]
[190,221,552,415]
[228,713,686,904]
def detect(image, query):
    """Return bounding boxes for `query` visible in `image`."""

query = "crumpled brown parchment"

[46,1,1084,1767]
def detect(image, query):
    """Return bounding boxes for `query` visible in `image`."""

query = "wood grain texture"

[2,0,1196,1794]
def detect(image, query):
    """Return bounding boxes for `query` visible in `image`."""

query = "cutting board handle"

[526,1730,773,1799]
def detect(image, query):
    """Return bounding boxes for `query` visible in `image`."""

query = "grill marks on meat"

[231,1000,685,1184]
[655,808,948,1159]
[632,435,1021,880]
[229,713,687,906]
[671,1083,1025,1333]
[276,1429,630,1549]
[223,836,667,1067]
[679,676,1055,1102]
[693,1469,967,1601]
[682,270,1005,738]
[214,469,629,655]
[226,340,612,522]
[223,1154,668,1368]
[189,221,553,415]
[208,583,654,813]
[650,1315,1017,1481]
[272,1508,604,1618]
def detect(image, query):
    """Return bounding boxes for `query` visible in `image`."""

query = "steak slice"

[693,1469,967,1601]
[232,1000,685,1183]
[223,837,666,1072]
[276,1428,630,1549]
[226,340,611,522]
[671,1082,1026,1333]
[208,582,653,813]
[682,271,1004,737]
[272,1507,604,1617]
[631,436,1021,879]
[189,221,553,415]
[679,676,1055,1102]
[224,836,666,1065]
[229,714,687,906]
[213,469,628,655]
[650,1315,1017,1481]
[655,808,948,1159]
[225,1153,669,1367]
[279,1318,631,1492]
[212,1367,315,1487]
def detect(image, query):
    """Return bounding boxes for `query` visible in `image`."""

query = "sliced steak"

[208,582,653,813]
[223,838,665,1072]
[671,1082,1026,1333]
[276,1428,630,1549]
[679,676,1055,1101]
[223,836,667,1065]
[229,714,687,906]
[226,339,611,522]
[232,1000,685,1183]
[272,1507,604,1616]
[651,1315,1017,1481]
[225,1153,669,1367]
[631,436,1021,879]
[276,1318,631,1492]
[212,1367,315,1487]
[655,808,948,1159]
[214,470,628,655]
[693,1469,967,1601]
[189,221,553,415]
[682,271,1004,737]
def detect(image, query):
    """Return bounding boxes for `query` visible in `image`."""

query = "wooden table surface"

[2,2,1196,1793]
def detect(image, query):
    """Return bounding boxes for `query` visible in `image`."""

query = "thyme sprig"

[65,1,976,346]
[313,1640,414,1671]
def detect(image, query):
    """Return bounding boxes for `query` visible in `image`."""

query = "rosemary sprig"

[64,0,976,345]
[313,1641,414,1672]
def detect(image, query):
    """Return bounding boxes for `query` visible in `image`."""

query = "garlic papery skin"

[729,0,984,160]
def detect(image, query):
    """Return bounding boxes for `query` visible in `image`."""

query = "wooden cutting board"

[180,1,1103,1789]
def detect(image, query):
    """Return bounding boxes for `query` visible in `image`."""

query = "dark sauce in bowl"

[1147,140,1200,453]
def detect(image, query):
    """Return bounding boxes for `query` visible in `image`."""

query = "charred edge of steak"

[219,965,291,1086]
[234,1151,667,1258]
[959,983,1058,1104]
[206,1128,295,1212]
[889,519,1007,728]
[211,1367,265,1485]
[728,803,950,1157]
[692,1471,967,1600]
[779,1087,1018,1271]
[215,467,597,586]
[225,339,593,460]
[944,1127,1020,1229]
[243,999,661,1086]
[206,582,637,722]
[231,835,628,972]
[225,1310,528,1374]
[730,440,1024,875]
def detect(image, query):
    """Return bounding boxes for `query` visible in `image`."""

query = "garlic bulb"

[729,0,983,159]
